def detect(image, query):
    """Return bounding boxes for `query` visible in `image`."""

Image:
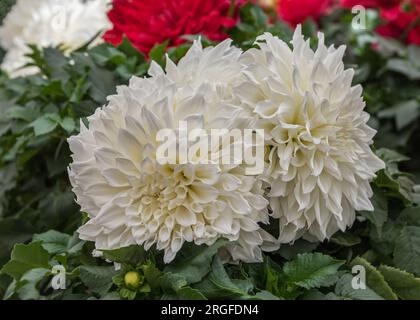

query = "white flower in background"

[0,0,111,78]
[68,40,278,264]
[235,26,385,243]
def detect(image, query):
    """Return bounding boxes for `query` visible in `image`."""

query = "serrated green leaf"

[1,242,50,280]
[379,265,420,300]
[397,207,420,227]
[30,114,60,136]
[275,239,319,260]
[350,257,397,300]
[283,253,344,290]
[252,290,282,300]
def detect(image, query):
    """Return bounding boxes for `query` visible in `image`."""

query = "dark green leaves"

[350,257,397,300]
[393,226,420,276]
[102,246,146,266]
[334,274,384,300]
[379,265,420,300]
[374,148,413,205]
[378,100,419,131]
[33,230,83,255]
[1,242,50,280]
[194,256,253,299]
[79,266,118,296]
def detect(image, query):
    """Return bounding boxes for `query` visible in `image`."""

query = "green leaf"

[79,266,118,296]
[331,232,362,247]
[43,48,68,71]
[33,230,71,255]
[376,148,409,165]
[275,239,319,260]
[160,267,234,300]
[141,260,163,292]
[159,272,188,293]
[335,274,384,300]
[149,41,169,67]
[393,226,420,276]
[252,291,282,300]
[102,245,146,265]
[1,242,50,280]
[370,220,403,256]
[194,256,253,299]
[283,253,344,290]
[386,58,420,80]
[374,148,413,205]
[5,106,38,122]
[407,45,420,67]
[397,207,420,227]
[119,287,137,300]
[379,265,420,300]
[378,100,419,130]
[360,188,388,236]
[177,287,207,300]
[17,267,50,300]
[164,239,227,284]
[30,113,60,136]
[350,257,397,300]
[60,117,76,134]
[88,66,117,104]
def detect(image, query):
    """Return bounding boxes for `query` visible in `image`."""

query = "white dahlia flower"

[68,40,278,263]
[0,0,111,78]
[234,26,385,243]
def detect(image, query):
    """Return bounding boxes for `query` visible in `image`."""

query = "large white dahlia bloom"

[68,40,278,263]
[235,26,385,243]
[0,0,111,78]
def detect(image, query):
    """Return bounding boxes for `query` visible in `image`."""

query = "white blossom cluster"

[68,26,384,263]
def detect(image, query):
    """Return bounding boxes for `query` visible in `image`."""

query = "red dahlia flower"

[376,1,420,45]
[277,0,333,27]
[104,0,242,55]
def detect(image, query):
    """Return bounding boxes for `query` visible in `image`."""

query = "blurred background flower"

[104,0,244,55]
[0,0,111,78]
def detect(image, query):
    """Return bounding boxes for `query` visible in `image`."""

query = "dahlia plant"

[0,0,420,302]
